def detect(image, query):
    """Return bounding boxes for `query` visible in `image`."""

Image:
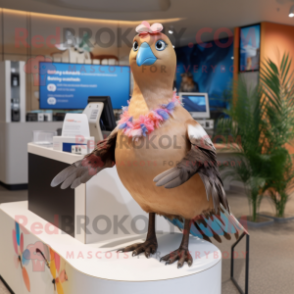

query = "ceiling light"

[231,56,234,60]
[168,25,174,34]
[289,5,294,17]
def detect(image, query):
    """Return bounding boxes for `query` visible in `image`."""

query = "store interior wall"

[260,22,294,73]
[234,21,294,88]
[260,21,294,154]
[3,9,294,115]
[0,8,135,111]
[0,7,240,115]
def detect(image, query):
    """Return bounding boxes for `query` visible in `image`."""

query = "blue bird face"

[136,42,157,67]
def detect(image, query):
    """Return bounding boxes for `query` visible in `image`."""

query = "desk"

[28,143,179,244]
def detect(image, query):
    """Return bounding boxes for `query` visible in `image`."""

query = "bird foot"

[160,247,193,268]
[117,237,158,258]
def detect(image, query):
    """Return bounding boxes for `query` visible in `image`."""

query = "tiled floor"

[0,186,28,204]
[0,185,294,293]
[219,193,294,294]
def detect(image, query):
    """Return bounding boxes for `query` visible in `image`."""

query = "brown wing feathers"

[51,130,117,189]
[154,121,230,213]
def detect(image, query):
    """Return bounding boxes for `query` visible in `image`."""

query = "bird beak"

[136,42,157,67]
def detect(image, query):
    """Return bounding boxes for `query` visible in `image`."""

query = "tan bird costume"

[52,22,245,268]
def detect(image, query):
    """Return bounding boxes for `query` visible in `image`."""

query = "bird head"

[129,21,176,92]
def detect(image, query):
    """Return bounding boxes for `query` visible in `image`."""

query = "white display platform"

[0,201,222,294]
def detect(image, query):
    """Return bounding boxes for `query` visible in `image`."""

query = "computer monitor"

[179,92,210,119]
[88,96,116,131]
[39,62,130,110]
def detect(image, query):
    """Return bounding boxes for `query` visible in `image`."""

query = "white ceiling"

[2,0,294,45]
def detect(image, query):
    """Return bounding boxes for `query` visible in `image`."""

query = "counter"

[28,143,180,244]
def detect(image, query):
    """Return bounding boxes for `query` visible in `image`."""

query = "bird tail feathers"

[165,205,248,243]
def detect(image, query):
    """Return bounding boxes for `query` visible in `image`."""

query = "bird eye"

[133,41,139,51]
[155,40,167,51]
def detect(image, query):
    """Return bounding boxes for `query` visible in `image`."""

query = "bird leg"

[160,218,193,268]
[117,212,158,258]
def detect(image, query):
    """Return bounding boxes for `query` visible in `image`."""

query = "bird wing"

[153,119,229,212]
[51,129,117,189]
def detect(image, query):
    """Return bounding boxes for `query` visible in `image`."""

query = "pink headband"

[135,21,163,35]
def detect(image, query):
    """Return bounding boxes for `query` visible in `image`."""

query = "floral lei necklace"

[118,91,181,138]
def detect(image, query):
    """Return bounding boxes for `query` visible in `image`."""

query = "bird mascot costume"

[52,21,246,268]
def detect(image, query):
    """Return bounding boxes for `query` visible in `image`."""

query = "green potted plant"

[216,79,274,225]
[259,54,294,220]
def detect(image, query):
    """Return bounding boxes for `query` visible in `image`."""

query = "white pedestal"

[0,201,222,294]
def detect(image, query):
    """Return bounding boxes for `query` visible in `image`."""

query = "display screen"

[182,95,207,112]
[39,62,130,109]
[239,24,261,72]
[175,37,234,111]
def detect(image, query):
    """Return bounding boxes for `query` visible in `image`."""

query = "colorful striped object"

[165,204,247,243]
[118,92,180,138]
